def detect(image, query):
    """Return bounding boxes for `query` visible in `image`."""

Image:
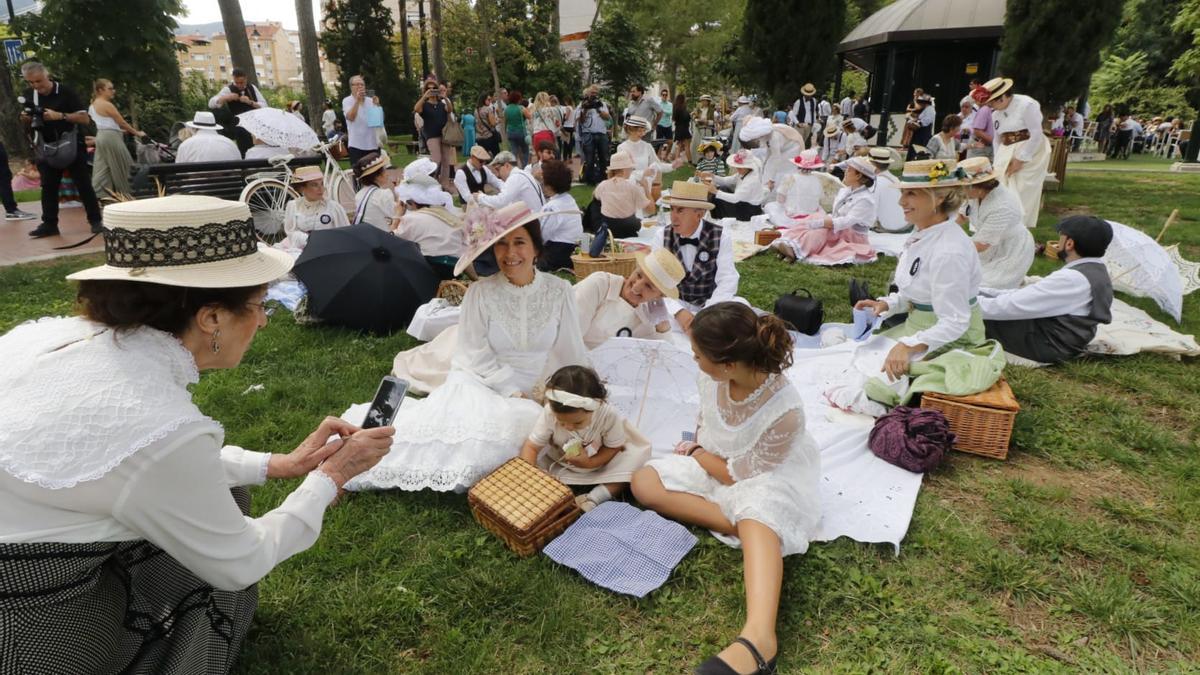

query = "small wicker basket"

[755,229,782,245]
[468,458,582,556]
[921,378,1020,460]
[436,280,470,306]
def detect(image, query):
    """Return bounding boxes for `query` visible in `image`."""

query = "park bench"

[129,156,323,201]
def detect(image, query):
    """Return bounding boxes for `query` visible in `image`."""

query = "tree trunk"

[296,0,325,131]
[476,0,501,95]
[430,0,445,82]
[216,0,258,87]
[0,40,27,159]
[418,0,430,79]
[585,0,604,84]
[399,0,411,80]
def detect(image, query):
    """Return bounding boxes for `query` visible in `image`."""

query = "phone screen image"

[362,377,409,429]
[681,431,695,442]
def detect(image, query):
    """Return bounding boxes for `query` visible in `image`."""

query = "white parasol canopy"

[1104,220,1184,323]
[1164,244,1200,296]
[237,107,320,150]
[590,337,700,457]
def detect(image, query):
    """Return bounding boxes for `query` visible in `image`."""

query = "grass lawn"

[1,161,1198,672]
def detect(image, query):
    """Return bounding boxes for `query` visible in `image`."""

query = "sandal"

[694,636,777,675]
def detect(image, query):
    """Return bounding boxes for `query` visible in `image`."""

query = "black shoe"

[694,637,777,675]
[28,225,61,239]
[90,222,104,234]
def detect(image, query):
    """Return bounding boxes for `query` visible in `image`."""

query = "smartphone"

[362,376,409,429]
[367,89,376,98]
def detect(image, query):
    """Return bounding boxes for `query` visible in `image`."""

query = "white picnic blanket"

[867,230,912,258]
[617,216,773,263]
[1088,298,1200,357]
[593,336,922,554]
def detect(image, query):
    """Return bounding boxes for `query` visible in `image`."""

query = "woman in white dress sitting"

[617,115,682,204]
[771,156,878,266]
[704,149,765,221]
[632,302,820,675]
[392,249,685,394]
[763,149,826,227]
[348,203,590,492]
[351,152,398,231]
[277,166,349,251]
[957,157,1034,289]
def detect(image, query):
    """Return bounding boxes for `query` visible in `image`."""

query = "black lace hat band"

[104,219,259,268]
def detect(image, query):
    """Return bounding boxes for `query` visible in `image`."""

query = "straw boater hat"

[899,158,967,187]
[867,146,902,170]
[635,248,685,299]
[623,115,651,130]
[958,156,996,185]
[699,94,713,102]
[356,152,392,179]
[663,180,714,211]
[980,77,1014,104]
[67,195,292,288]
[607,151,635,172]
[824,123,843,138]
[726,149,760,171]
[792,148,824,170]
[290,165,323,184]
[801,82,816,97]
[453,202,579,276]
[185,111,223,131]
[469,145,492,162]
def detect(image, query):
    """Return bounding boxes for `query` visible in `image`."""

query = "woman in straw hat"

[957,157,1035,289]
[980,76,1050,229]
[351,151,399,231]
[771,156,878,266]
[704,149,765,221]
[0,196,393,673]
[391,247,684,395]
[350,203,589,492]
[854,159,1004,406]
[617,114,684,202]
[278,164,351,252]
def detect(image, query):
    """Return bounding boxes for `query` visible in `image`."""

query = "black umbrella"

[293,224,441,334]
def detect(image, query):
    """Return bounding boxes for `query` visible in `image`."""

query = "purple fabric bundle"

[868,406,955,473]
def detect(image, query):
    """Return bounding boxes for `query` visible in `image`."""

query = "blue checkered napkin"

[542,501,698,598]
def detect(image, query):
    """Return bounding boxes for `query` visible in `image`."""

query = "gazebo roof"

[838,0,1005,54]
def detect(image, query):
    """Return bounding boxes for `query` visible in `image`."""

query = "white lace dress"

[347,271,589,492]
[644,373,821,555]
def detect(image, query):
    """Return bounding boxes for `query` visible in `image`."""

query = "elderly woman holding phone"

[0,196,392,673]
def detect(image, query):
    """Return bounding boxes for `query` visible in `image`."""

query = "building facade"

[176,22,338,91]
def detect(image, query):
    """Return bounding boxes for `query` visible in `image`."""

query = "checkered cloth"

[542,501,697,597]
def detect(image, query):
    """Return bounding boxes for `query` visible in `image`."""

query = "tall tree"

[1171,0,1200,161]
[587,6,649,96]
[609,0,742,98]
[398,0,411,79]
[322,0,413,132]
[430,0,446,81]
[296,0,325,131]
[736,0,846,106]
[216,0,258,87]
[999,0,1123,112]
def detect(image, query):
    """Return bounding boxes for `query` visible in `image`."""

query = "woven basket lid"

[469,458,573,531]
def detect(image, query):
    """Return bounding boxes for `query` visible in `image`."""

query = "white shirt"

[321,109,337,133]
[475,167,545,211]
[967,184,1034,289]
[540,192,583,245]
[917,104,936,128]
[979,258,1102,321]
[829,185,878,233]
[879,219,982,353]
[341,95,380,151]
[353,185,397,231]
[654,218,740,311]
[818,99,832,117]
[790,97,818,125]
[873,172,906,232]
[842,132,867,156]
[0,422,337,592]
[244,144,287,161]
[283,197,350,239]
[207,83,267,111]
[175,129,241,163]
[393,207,464,258]
[617,139,673,187]
[713,169,764,205]
[840,97,854,116]
[453,161,504,202]
[992,94,1045,162]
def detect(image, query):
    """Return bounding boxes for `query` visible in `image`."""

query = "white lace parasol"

[237,107,320,150]
[1164,244,1200,296]
[590,337,700,457]
[1104,220,1184,323]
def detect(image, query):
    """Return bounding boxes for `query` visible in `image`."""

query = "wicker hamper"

[468,458,582,556]
[436,280,470,306]
[755,229,782,245]
[571,251,639,279]
[921,378,1020,460]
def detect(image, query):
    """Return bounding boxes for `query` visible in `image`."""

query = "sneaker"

[28,225,61,238]
[5,209,35,221]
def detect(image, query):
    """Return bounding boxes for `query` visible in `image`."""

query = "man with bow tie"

[653,181,740,331]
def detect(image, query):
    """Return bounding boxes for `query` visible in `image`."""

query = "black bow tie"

[679,237,701,247]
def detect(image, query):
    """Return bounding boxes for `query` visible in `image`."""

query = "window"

[192,54,206,62]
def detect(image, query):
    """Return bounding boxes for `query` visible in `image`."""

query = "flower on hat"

[928,161,950,184]
[733,150,752,163]
[970,85,990,105]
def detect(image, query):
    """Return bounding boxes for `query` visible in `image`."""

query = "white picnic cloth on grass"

[406,299,462,342]
[867,230,913,258]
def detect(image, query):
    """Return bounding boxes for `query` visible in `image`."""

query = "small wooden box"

[468,458,582,556]
[755,229,782,245]
[921,378,1020,460]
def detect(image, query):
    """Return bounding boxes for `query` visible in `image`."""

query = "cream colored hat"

[67,195,293,288]
[469,145,492,161]
[185,111,223,131]
[981,77,1014,104]
[726,149,760,170]
[959,156,996,184]
[899,159,966,188]
[623,115,651,130]
[801,82,816,96]
[663,180,714,211]
[867,146,902,169]
[844,156,879,178]
[635,248,684,299]
[739,117,772,142]
[290,165,323,184]
[607,151,635,171]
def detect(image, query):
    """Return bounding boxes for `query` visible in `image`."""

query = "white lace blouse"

[968,184,1035,289]
[284,197,350,237]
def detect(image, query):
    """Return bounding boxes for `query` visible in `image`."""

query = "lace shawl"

[0,316,217,489]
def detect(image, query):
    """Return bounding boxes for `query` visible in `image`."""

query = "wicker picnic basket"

[755,229,782,245]
[571,237,638,280]
[921,378,1020,460]
[436,280,470,306]
[1044,239,1061,260]
[467,458,582,556]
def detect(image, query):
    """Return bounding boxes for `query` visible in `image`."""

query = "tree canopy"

[587,7,651,99]
[731,0,846,108]
[321,0,413,132]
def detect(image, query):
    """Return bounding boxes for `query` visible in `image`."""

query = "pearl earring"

[211,329,221,354]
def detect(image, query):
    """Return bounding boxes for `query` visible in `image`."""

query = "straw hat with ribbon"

[958,156,997,185]
[623,115,651,130]
[67,195,293,288]
[792,148,824,170]
[898,159,967,188]
[290,165,323,185]
[354,152,392,180]
[980,77,1014,104]
[453,202,579,276]
[635,248,685,299]
[867,146,902,170]
[184,111,223,131]
[824,123,843,138]
[801,82,816,97]
[663,180,714,211]
[607,151,635,172]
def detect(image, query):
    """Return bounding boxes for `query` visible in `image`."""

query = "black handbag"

[773,288,824,336]
[849,279,872,307]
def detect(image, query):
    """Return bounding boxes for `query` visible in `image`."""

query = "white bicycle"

[239,142,355,241]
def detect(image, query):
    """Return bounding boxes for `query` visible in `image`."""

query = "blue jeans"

[507,132,529,168]
[579,131,610,185]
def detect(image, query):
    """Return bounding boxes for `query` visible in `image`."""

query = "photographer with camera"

[19,62,103,238]
[575,84,612,186]
[207,68,266,157]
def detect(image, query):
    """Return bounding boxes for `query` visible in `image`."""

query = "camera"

[17,96,44,130]
[581,95,603,111]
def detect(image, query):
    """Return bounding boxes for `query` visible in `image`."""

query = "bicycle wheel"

[240,179,296,242]
[327,169,356,217]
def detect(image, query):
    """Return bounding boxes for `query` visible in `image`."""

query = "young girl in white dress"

[351,152,398,231]
[277,165,349,251]
[632,302,821,675]
[763,149,826,227]
[346,203,590,492]
[519,365,651,512]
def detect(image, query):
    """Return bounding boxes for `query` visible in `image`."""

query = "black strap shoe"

[694,637,777,674]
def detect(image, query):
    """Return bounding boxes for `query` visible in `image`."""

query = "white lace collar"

[0,316,217,489]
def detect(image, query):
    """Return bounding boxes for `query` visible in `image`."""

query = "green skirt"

[865,305,1006,407]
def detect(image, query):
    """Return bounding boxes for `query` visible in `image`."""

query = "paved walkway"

[0,200,103,267]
